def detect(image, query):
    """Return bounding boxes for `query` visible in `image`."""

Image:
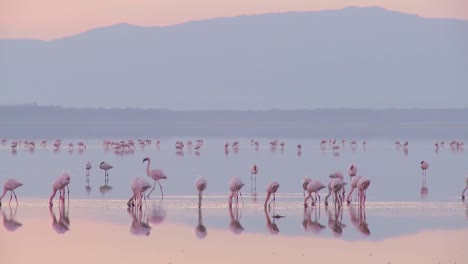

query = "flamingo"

[250,164,258,193]
[85,161,92,176]
[329,171,346,198]
[420,161,429,176]
[264,181,280,209]
[143,157,168,199]
[228,176,244,207]
[127,177,152,208]
[345,176,363,204]
[195,176,207,208]
[348,165,357,179]
[304,179,326,207]
[357,177,371,207]
[0,178,23,206]
[462,177,468,201]
[99,161,113,184]
[324,178,346,207]
[49,172,71,207]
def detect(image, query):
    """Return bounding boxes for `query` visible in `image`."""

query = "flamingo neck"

[463,186,468,196]
[146,159,151,176]
[264,192,271,207]
[346,186,356,202]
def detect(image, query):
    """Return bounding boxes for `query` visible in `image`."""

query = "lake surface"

[0,137,467,260]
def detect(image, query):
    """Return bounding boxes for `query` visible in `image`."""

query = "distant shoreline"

[1,105,467,138]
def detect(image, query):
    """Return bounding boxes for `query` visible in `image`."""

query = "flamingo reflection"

[2,205,22,232]
[148,202,167,225]
[349,204,370,236]
[264,207,279,235]
[195,207,207,239]
[49,201,70,234]
[326,205,346,237]
[228,204,244,235]
[99,184,113,195]
[303,206,326,234]
[128,206,151,236]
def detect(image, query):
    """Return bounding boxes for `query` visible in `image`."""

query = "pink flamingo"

[348,165,357,179]
[49,172,71,207]
[228,176,244,207]
[420,160,429,176]
[357,177,371,207]
[250,164,258,191]
[127,177,152,208]
[345,176,363,204]
[0,178,23,206]
[143,157,168,199]
[462,177,468,201]
[304,179,326,207]
[100,161,113,184]
[324,178,346,207]
[195,176,207,208]
[264,181,280,209]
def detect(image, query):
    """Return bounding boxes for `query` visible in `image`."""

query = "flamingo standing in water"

[99,161,113,184]
[195,177,207,208]
[49,172,71,207]
[143,157,168,199]
[85,161,92,176]
[420,161,429,176]
[304,179,326,207]
[345,176,363,204]
[348,165,357,179]
[462,177,468,201]
[127,177,152,208]
[264,181,280,209]
[357,177,371,207]
[250,164,258,193]
[228,176,244,207]
[324,178,346,207]
[0,179,23,206]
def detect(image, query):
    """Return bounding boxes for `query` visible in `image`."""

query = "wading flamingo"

[228,176,244,207]
[264,181,280,209]
[49,172,71,207]
[143,157,168,199]
[0,179,23,206]
[195,176,208,208]
[348,165,357,179]
[324,178,346,207]
[304,179,326,207]
[420,161,429,176]
[127,177,152,208]
[346,176,363,204]
[357,177,371,207]
[99,161,113,184]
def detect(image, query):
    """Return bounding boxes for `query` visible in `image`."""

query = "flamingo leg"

[13,191,18,205]
[9,191,13,205]
[157,180,164,200]
[147,180,157,198]
[239,191,244,206]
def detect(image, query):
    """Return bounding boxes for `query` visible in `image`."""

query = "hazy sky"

[1,0,467,40]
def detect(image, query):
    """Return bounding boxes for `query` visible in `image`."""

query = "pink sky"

[1,0,467,40]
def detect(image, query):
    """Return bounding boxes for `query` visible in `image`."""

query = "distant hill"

[0,105,467,138]
[1,6,467,110]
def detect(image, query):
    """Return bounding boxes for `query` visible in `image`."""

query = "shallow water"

[0,138,466,201]
[1,138,467,263]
